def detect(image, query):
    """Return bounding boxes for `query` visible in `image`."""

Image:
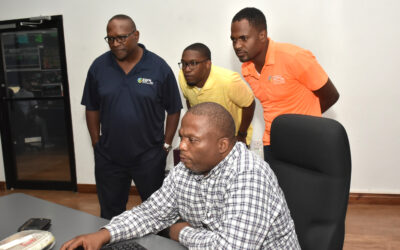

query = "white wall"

[0,0,399,194]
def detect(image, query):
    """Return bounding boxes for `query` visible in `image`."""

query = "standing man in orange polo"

[231,7,339,161]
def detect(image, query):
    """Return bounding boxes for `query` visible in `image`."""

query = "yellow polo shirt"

[179,65,254,144]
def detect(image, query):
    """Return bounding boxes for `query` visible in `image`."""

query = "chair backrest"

[269,114,351,250]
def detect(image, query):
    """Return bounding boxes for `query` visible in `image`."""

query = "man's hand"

[60,229,111,250]
[169,221,191,242]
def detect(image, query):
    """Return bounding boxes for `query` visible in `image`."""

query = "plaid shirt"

[105,142,300,249]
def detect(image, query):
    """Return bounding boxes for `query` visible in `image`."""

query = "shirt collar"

[109,43,147,61]
[137,43,147,54]
[200,64,215,91]
[242,38,275,76]
[108,43,148,73]
[264,38,275,66]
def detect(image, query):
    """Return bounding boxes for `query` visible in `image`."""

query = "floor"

[0,189,399,249]
[345,204,400,249]
[15,146,71,181]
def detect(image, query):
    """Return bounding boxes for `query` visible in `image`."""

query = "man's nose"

[183,65,192,73]
[179,138,187,151]
[110,39,121,47]
[233,40,242,50]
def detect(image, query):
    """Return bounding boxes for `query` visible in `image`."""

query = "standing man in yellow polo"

[231,8,339,161]
[178,43,255,146]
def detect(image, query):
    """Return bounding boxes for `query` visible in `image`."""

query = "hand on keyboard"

[101,238,147,250]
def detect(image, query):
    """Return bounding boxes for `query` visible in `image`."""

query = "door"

[0,15,76,190]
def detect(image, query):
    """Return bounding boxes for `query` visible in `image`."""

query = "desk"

[0,193,186,250]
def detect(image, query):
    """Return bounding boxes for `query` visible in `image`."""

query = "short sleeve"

[161,68,183,114]
[291,49,328,91]
[178,70,189,99]
[81,68,100,110]
[227,72,254,107]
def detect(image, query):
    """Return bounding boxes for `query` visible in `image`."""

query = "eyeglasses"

[178,59,208,70]
[104,30,136,44]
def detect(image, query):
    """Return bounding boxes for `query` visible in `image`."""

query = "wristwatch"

[163,142,172,152]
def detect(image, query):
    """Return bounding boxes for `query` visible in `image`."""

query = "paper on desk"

[0,230,54,250]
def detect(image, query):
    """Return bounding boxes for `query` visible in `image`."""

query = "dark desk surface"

[0,193,186,250]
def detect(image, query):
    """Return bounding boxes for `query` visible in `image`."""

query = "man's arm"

[163,69,182,150]
[237,100,255,144]
[169,221,191,241]
[85,110,100,147]
[62,171,180,249]
[313,78,339,113]
[227,72,255,144]
[164,111,181,149]
[60,228,110,250]
[104,171,180,243]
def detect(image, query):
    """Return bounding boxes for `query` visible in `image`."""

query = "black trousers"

[94,146,167,219]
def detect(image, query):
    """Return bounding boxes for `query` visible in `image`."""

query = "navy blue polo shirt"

[81,44,182,165]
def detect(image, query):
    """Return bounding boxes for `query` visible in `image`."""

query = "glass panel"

[2,29,71,182]
[2,29,63,98]
[8,99,71,181]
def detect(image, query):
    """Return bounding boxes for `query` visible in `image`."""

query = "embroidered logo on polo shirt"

[137,78,154,85]
[268,75,286,84]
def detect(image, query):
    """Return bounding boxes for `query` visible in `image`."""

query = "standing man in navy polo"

[81,14,182,219]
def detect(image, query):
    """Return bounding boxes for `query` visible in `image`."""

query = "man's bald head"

[187,102,236,139]
[107,14,136,31]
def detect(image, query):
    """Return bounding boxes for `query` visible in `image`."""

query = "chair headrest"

[270,114,351,177]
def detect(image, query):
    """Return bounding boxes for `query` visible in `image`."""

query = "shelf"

[6,68,61,72]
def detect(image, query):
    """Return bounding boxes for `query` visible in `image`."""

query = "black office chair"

[269,114,351,250]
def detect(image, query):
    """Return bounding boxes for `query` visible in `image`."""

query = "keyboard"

[101,238,147,250]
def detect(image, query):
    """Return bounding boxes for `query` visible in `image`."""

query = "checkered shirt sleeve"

[104,171,180,242]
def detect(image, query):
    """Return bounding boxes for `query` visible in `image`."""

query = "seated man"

[61,102,300,249]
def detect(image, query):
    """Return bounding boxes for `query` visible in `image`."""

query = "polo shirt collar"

[200,64,215,91]
[137,43,147,55]
[242,38,275,76]
[108,43,148,64]
[108,43,148,74]
[264,38,275,66]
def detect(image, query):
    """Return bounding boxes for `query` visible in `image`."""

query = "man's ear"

[218,137,230,154]
[258,30,267,42]
[134,30,140,42]
[206,60,212,70]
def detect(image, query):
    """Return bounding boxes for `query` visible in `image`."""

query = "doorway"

[0,15,76,190]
